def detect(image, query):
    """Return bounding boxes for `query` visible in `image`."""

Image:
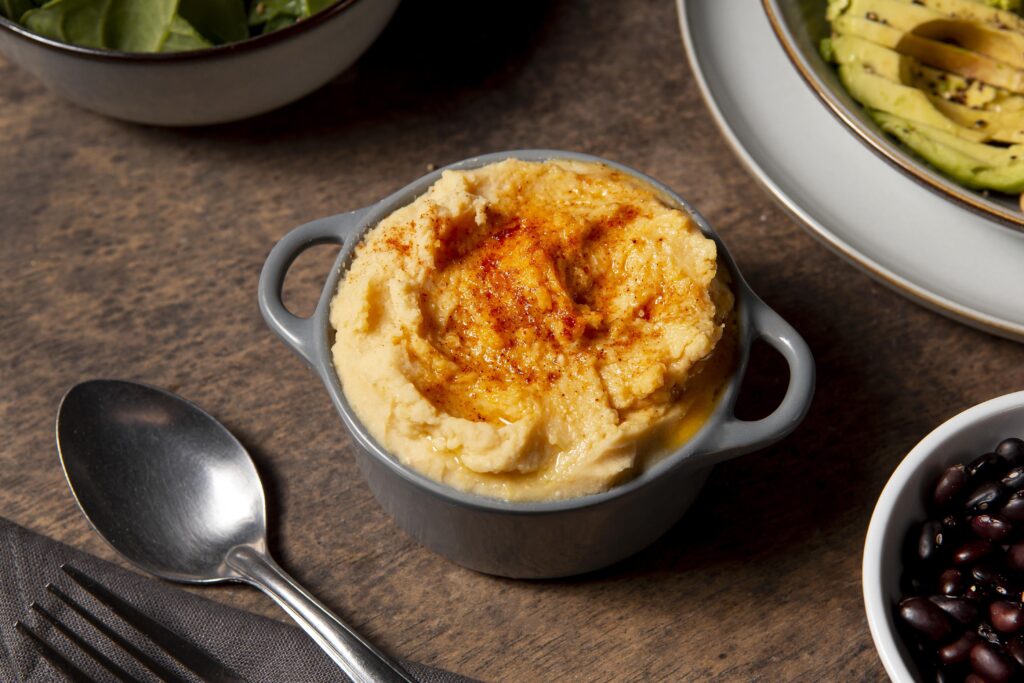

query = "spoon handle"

[227,546,413,683]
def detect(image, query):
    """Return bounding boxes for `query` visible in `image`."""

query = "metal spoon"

[56,379,413,683]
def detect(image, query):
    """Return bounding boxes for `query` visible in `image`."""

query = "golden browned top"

[331,159,733,500]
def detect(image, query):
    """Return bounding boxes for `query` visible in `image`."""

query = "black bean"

[1003,467,1024,493]
[997,438,1024,467]
[941,514,966,543]
[931,595,978,624]
[991,601,1024,633]
[973,563,998,585]
[1002,492,1024,522]
[971,514,1013,541]
[940,568,964,596]
[967,481,1008,513]
[1007,635,1024,668]
[939,632,979,665]
[900,597,953,640]
[919,520,945,561]
[968,580,995,601]
[1007,544,1024,571]
[935,464,970,508]
[954,540,993,565]
[965,674,986,683]
[970,641,1017,683]
[971,453,1009,480]
[902,571,926,597]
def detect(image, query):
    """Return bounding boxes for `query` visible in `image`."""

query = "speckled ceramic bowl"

[258,150,816,578]
[0,0,399,126]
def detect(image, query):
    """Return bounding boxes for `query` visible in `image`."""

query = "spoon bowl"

[57,380,266,583]
[56,379,411,683]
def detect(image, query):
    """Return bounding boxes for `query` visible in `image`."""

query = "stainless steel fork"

[15,564,248,683]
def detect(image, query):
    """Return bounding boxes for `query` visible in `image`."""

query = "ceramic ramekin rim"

[262,149,814,515]
[862,390,1024,681]
[0,0,363,63]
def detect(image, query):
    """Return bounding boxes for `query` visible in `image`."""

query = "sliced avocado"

[877,110,1024,163]
[832,14,904,48]
[830,34,905,80]
[839,61,989,140]
[872,110,1024,191]
[928,94,1024,141]
[831,34,1024,111]
[896,0,1024,32]
[827,0,853,22]
[975,0,1021,11]
[913,19,1024,70]
[833,15,1024,93]
[846,0,1024,69]
[912,64,1010,108]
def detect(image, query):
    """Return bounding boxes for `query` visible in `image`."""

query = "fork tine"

[61,564,249,683]
[15,620,97,683]
[47,583,191,683]
[31,602,140,683]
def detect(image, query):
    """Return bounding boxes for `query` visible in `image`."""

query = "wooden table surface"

[2,1,1023,681]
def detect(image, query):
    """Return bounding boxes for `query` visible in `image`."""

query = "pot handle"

[694,296,815,468]
[258,210,369,367]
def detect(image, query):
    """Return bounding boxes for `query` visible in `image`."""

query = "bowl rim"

[0,0,363,63]
[295,149,804,515]
[761,0,1024,233]
[862,390,1024,682]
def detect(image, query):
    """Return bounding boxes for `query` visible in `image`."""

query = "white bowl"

[864,391,1024,681]
[0,0,399,126]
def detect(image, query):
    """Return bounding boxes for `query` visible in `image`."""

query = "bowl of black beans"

[864,391,1024,683]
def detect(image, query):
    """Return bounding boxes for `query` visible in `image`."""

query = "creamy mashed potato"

[330,159,735,501]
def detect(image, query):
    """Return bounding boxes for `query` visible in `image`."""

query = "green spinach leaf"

[104,0,177,51]
[0,0,35,22]
[159,12,211,51]
[23,0,179,51]
[22,0,110,48]
[248,0,332,31]
[178,0,246,45]
[18,0,337,50]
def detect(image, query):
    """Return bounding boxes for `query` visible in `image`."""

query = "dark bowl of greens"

[0,0,400,125]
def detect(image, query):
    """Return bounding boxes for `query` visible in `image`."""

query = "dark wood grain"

[1,1,1022,681]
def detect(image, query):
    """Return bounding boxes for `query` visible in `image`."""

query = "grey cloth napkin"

[0,518,477,683]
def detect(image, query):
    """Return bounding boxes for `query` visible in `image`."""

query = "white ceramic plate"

[678,0,1024,343]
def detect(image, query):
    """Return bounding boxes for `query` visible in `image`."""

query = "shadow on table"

[179,0,560,143]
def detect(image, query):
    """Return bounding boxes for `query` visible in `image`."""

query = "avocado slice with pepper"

[828,33,1019,109]
[927,95,1024,142]
[977,0,1021,12]
[829,31,1024,114]
[885,0,1024,33]
[832,14,1024,93]
[838,61,989,140]
[872,110,1024,192]
[843,0,1024,69]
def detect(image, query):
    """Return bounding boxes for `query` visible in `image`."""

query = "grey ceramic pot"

[259,150,815,579]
